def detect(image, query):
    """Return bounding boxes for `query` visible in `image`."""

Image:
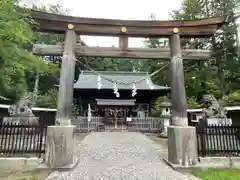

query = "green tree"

[222,90,240,106]
[144,0,240,107]
[25,4,71,101]
[0,0,51,103]
[36,88,58,108]
[170,0,240,105]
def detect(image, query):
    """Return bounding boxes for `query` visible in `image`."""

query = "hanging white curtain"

[87,104,91,122]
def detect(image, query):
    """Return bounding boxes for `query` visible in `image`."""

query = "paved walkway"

[46,132,197,180]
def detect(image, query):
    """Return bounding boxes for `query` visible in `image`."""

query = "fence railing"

[0,123,46,157]
[127,117,165,132]
[196,124,240,157]
[72,117,104,132]
[72,116,166,132]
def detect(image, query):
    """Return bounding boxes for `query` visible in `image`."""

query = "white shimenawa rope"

[72,56,172,86]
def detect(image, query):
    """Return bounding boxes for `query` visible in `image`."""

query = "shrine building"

[73,71,170,119]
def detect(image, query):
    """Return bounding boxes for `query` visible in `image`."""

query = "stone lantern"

[159,97,172,117]
[159,96,172,137]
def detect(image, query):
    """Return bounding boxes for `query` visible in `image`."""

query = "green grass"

[19,175,38,180]
[0,169,52,180]
[189,168,240,180]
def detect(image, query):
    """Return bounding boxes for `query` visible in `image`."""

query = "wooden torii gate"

[31,10,227,168]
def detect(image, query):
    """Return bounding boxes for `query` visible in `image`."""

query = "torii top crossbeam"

[31,10,226,37]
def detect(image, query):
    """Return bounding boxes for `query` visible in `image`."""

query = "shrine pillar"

[45,24,77,169]
[56,27,77,125]
[167,28,198,166]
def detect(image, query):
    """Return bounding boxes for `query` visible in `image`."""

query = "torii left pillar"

[45,24,77,169]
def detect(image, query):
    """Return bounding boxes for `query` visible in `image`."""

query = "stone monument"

[3,92,39,125]
[201,94,229,125]
[1,92,39,134]
[199,94,233,155]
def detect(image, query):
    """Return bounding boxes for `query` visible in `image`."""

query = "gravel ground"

[46,132,197,180]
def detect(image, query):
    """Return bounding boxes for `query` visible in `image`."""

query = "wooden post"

[169,28,188,126]
[56,25,77,126]
[119,36,128,50]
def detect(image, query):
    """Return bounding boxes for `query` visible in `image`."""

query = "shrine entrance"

[104,107,127,131]
[104,107,126,127]
[95,99,135,131]
[30,9,229,167]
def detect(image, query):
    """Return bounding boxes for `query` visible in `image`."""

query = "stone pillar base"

[45,125,76,168]
[56,118,72,126]
[167,126,198,166]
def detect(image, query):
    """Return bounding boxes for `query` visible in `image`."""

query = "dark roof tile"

[74,71,170,91]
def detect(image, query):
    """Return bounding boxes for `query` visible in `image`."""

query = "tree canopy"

[0,0,58,103]
[144,0,240,108]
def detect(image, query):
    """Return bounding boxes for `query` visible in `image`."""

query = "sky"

[20,0,183,47]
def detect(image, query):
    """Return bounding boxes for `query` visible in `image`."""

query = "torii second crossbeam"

[33,44,211,60]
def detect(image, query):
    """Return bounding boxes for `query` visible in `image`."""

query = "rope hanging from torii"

[66,55,173,97]
[67,54,172,85]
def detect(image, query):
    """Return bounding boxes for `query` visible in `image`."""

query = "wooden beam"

[31,10,226,37]
[33,44,212,60]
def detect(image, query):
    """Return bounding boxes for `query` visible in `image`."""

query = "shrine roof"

[74,71,170,91]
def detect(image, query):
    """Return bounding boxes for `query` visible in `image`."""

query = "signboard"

[126,117,132,122]
[207,118,232,126]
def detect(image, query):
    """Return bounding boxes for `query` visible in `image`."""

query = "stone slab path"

[46,132,198,180]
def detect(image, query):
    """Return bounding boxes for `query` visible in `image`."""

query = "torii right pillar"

[167,28,198,166]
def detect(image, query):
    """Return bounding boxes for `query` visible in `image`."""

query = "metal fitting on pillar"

[121,27,127,33]
[173,28,179,34]
[68,24,75,30]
